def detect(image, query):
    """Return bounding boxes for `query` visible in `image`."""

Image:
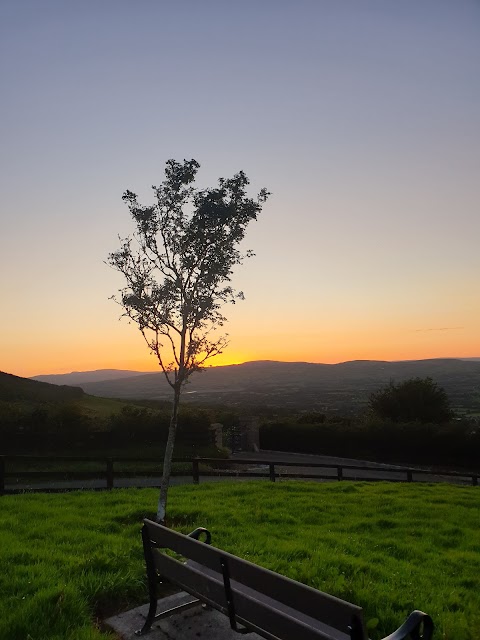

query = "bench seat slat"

[190,560,353,640]
[144,520,365,637]
[219,554,361,634]
[155,552,353,640]
[154,553,229,611]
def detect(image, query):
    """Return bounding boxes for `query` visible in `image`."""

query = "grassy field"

[0,481,479,640]
[75,395,130,418]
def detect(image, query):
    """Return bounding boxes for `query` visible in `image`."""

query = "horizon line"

[28,355,480,378]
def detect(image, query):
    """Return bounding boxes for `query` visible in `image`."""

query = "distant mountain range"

[30,359,480,413]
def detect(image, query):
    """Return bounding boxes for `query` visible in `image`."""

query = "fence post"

[106,457,114,489]
[407,470,413,483]
[269,463,276,482]
[192,458,200,484]
[0,456,5,495]
[472,475,478,486]
[337,466,343,481]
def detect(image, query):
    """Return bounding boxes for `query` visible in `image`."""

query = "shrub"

[369,377,453,424]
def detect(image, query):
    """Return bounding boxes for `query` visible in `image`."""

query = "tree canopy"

[108,159,269,521]
[368,377,453,424]
[109,159,269,387]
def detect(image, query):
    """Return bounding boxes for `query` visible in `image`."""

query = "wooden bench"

[137,519,433,640]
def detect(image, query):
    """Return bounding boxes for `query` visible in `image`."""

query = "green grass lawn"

[0,481,479,639]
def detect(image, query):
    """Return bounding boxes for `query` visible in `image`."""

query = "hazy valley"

[32,358,480,415]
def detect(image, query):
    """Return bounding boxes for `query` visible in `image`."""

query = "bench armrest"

[187,527,211,544]
[379,610,433,640]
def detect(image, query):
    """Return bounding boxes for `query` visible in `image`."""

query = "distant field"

[75,395,130,417]
[0,482,479,639]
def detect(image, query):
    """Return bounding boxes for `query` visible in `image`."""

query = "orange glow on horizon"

[7,344,480,379]
[4,317,479,379]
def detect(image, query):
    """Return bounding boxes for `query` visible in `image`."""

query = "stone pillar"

[209,423,223,449]
[244,417,260,452]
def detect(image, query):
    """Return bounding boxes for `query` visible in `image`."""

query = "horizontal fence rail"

[0,455,478,495]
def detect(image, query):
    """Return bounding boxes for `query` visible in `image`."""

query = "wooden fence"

[0,455,478,494]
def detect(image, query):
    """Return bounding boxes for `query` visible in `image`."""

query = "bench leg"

[135,578,158,636]
[136,601,157,636]
[136,525,160,635]
[136,525,212,635]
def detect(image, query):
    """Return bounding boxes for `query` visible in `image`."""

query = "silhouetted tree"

[108,159,269,522]
[368,377,453,424]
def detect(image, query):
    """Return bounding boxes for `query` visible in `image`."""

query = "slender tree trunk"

[157,385,181,523]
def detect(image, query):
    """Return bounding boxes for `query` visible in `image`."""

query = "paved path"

[232,450,405,467]
[230,450,410,481]
[230,450,472,484]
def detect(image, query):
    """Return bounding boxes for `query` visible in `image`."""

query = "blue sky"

[1,0,479,375]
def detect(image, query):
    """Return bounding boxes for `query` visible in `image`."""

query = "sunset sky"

[1,0,479,378]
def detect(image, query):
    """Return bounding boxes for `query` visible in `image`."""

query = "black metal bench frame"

[137,519,433,640]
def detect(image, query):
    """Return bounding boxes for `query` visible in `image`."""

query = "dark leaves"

[109,158,269,381]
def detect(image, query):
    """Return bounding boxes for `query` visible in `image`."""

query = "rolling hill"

[0,371,130,419]
[0,371,84,403]
[37,359,480,414]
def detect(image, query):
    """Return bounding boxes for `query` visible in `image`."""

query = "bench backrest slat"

[155,552,352,640]
[143,520,366,638]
